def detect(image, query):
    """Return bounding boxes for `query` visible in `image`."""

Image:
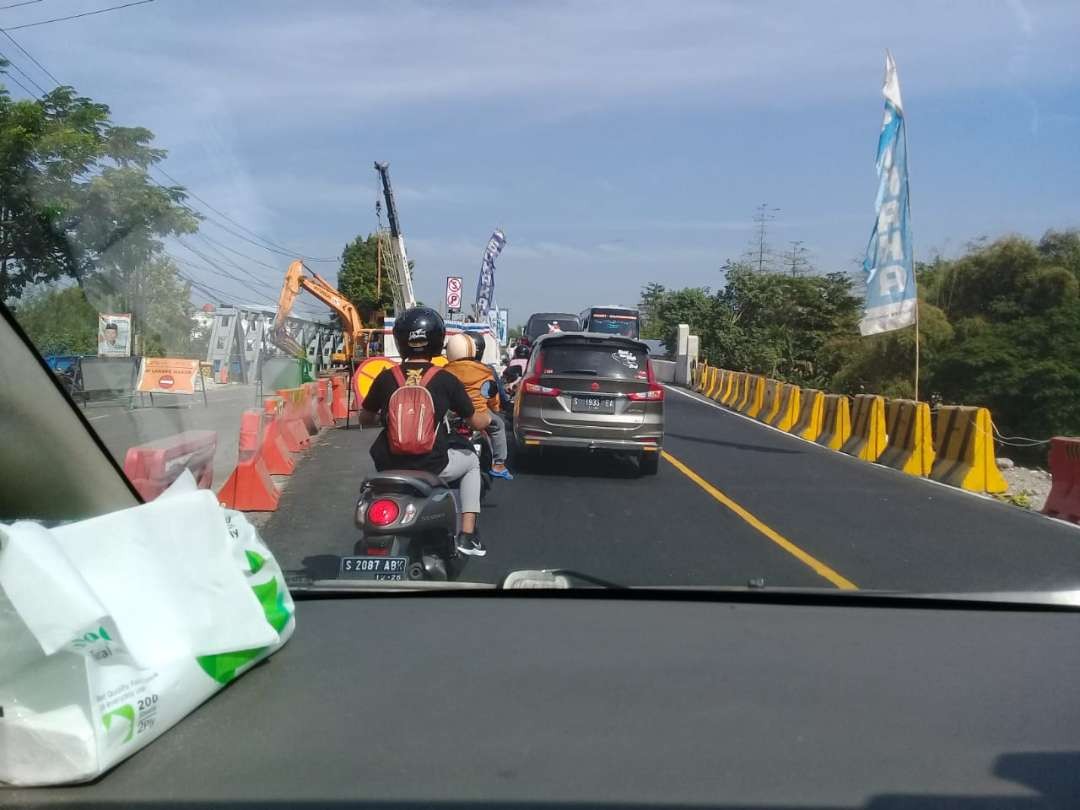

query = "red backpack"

[386,365,442,455]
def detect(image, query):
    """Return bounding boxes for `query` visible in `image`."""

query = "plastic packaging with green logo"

[0,472,295,786]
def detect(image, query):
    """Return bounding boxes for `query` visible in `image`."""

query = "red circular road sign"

[158,374,175,389]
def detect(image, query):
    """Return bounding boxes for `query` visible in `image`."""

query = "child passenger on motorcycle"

[444,332,513,480]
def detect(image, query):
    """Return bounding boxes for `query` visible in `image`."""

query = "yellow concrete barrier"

[816,394,852,451]
[758,379,782,423]
[879,399,935,476]
[791,388,824,441]
[744,375,767,418]
[725,372,744,407]
[767,384,801,432]
[735,373,754,412]
[930,406,1007,493]
[710,369,726,401]
[702,367,716,398]
[840,394,887,462]
[714,369,731,402]
[693,363,706,392]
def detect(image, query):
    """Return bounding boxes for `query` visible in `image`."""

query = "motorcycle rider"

[444,332,512,480]
[357,307,490,557]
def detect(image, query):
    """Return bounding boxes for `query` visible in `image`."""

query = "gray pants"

[440,448,481,514]
[487,412,508,465]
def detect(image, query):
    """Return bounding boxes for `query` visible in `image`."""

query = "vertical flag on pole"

[474,229,506,319]
[859,51,917,336]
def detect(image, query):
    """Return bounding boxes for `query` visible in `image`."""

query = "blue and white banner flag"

[860,52,917,336]
[474,229,506,317]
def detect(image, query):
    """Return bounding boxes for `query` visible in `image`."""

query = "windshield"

[537,344,648,380]
[2,0,1080,606]
[526,317,580,340]
[587,313,639,338]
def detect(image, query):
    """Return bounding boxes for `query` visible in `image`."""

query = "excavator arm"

[272,260,370,363]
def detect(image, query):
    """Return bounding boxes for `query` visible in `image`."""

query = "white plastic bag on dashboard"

[0,472,295,786]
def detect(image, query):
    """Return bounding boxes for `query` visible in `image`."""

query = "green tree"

[1,77,198,355]
[337,233,395,323]
[12,285,98,356]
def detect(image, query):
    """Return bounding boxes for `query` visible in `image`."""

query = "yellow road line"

[661,450,858,591]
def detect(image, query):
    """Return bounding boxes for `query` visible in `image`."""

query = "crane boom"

[273,260,369,361]
[374,161,417,313]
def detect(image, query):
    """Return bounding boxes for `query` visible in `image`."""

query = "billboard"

[98,313,132,357]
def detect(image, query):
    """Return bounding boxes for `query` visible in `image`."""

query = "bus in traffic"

[579,305,640,338]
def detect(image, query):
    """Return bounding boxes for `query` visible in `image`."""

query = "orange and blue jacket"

[445,359,500,413]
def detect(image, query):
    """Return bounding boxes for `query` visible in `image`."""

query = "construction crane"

[374,161,417,313]
[272,260,372,363]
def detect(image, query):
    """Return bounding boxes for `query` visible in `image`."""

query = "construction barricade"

[217,410,280,511]
[717,370,734,403]
[703,367,718,399]
[330,374,349,420]
[744,375,767,418]
[695,363,708,393]
[930,406,1007,494]
[758,379,782,423]
[123,430,217,501]
[711,369,728,402]
[261,398,296,475]
[816,395,852,451]
[721,372,740,406]
[276,388,314,451]
[735,374,753,412]
[791,389,824,441]
[767,384,801,432]
[314,379,336,429]
[1043,437,1080,524]
[879,399,935,476]
[841,394,887,462]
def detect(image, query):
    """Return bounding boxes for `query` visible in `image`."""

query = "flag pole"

[901,76,920,402]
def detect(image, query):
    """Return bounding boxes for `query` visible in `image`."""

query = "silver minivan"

[512,332,664,475]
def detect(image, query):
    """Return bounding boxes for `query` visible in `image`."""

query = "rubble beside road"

[998,459,1052,512]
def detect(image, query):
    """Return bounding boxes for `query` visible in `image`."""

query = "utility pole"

[750,203,780,273]
[787,240,809,277]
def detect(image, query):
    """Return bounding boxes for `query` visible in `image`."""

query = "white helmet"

[445,333,474,362]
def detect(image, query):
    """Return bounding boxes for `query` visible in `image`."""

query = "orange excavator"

[272,260,376,363]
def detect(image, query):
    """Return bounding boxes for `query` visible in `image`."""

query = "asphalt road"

[85,382,265,487]
[260,387,1080,593]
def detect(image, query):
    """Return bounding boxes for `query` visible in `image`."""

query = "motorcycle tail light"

[367,498,400,526]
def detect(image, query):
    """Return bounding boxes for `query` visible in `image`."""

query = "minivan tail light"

[628,384,664,402]
[523,377,561,397]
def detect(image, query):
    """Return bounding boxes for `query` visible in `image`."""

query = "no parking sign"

[445,276,463,313]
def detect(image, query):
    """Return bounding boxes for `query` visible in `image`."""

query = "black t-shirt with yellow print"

[361,361,476,475]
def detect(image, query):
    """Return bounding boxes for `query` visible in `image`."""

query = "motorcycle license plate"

[571,395,615,414]
[339,556,408,580]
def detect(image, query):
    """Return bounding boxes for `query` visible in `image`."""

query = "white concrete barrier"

[651,360,676,383]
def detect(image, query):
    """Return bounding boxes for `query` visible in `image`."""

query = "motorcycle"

[351,470,465,582]
[449,416,493,502]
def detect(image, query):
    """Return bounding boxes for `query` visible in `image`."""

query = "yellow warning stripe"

[662,450,858,591]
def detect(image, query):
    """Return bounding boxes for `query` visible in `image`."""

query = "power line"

[0,0,45,11]
[0,61,35,96]
[152,166,338,262]
[0,46,47,94]
[0,0,154,32]
[172,250,324,317]
[0,28,61,87]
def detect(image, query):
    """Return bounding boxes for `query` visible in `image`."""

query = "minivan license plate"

[571,395,615,414]
[340,556,407,580]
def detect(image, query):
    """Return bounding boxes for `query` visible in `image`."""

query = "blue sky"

[3,0,1079,323]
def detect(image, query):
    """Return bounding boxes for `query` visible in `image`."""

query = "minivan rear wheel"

[639,452,660,476]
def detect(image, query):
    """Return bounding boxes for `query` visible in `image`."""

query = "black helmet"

[514,343,530,359]
[471,332,487,362]
[393,307,445,359]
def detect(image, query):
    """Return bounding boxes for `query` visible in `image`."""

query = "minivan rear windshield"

[537,344,648,380]
[526,318,580,340]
